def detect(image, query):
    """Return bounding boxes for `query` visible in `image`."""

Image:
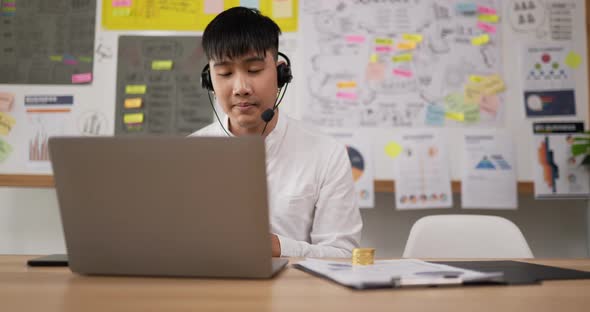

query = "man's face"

[210,50,278,135]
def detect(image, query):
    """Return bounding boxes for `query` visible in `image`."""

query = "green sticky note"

[151,60,174,70]
[444,92,465,111]
[112,7,131,16]
[0,138,13,163]
[49,55,63,62]
[126,85,147,94]
[463,104,480,123]
[565,51,581,69]
[79,56,93,63]
[392,53,413,63]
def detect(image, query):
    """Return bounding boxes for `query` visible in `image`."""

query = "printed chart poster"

[533,122,590,199]
[24,95,73,172]
[333,133,374,208]
[393,130,452,210]
[522,44,577,117]
[461,130,517,209]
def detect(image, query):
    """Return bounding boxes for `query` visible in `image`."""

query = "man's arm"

[271,234,281,257]
[276,144,363,258]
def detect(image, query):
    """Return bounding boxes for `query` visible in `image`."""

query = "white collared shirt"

[190,112,362,257]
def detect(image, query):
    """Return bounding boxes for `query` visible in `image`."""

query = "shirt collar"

[222,111,288,157]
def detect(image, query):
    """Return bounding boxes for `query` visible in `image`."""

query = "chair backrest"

[403,215,534,258]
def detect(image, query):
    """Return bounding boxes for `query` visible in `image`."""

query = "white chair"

[403,215,534,258]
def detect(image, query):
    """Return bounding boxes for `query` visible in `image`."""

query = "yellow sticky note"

[397,41,417,50]
[478,14,499,23]
[402,33,423,43]
[0,112,16,135]
[124,98,143,109]
[337,81,357,88]
[124,113,144,124]
[480,75,506,95]
[375,38,393,45]
[445,111,464,121]
[49,55,63,62]
[469,75,484,83]
[464,83,484,104]
[384,142,403,159]
[126,85,147,94]
[151,60,173,70]
[370,53,378,63]
[565,51,582,69]
[471,34,490,46]
[392,53,413,63]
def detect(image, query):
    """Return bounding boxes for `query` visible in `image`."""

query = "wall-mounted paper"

[393,130,453,210]
[462,130,517,209]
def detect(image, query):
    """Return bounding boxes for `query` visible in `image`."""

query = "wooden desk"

[1,256,589,312]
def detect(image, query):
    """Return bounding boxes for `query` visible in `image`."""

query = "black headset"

[200,52,293,136]
[200,51,293,91]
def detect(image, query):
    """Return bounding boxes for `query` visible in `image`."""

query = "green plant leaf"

[571,144,590,156]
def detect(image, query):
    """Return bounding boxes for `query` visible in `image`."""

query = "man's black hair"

[202,7,281,61]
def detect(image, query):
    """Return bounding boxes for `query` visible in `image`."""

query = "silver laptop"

[49,136,288,278]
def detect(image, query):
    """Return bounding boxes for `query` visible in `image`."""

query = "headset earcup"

[200,65,213,91]
[277,63,292,88]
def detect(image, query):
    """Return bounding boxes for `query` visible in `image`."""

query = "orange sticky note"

[124,98,143,109]
[337,81,357,88]
[396,41,417,51]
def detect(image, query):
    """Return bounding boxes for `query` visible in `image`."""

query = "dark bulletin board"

[115,36,213,136]
[0,0,96,84]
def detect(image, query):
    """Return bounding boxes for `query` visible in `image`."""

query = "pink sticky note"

[3,2,15,7]
[479,94,499,115]
[64,59,78,65]
[477,21,496,34]
[477,5,496,15]
[112,0,132,7]
[366,63,385,81]
[336,91,357,100]
[393,68,413,78]
[0,92,14,112]
[204,0,224,14]
[375,46,393,52]
[345,35,365,44]
[72,73,93,84]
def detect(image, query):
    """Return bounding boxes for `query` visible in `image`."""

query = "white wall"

[1,187,587,257]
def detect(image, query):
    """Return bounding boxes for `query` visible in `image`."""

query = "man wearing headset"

[191,7,362,258]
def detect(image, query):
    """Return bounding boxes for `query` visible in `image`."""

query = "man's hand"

[271,234,281,257]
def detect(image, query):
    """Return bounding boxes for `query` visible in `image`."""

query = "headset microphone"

[261,108,275,123]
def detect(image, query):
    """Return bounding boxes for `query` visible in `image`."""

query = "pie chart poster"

[345,141,375,209]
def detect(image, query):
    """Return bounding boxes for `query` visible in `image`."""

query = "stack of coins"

[352,248,375,265]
